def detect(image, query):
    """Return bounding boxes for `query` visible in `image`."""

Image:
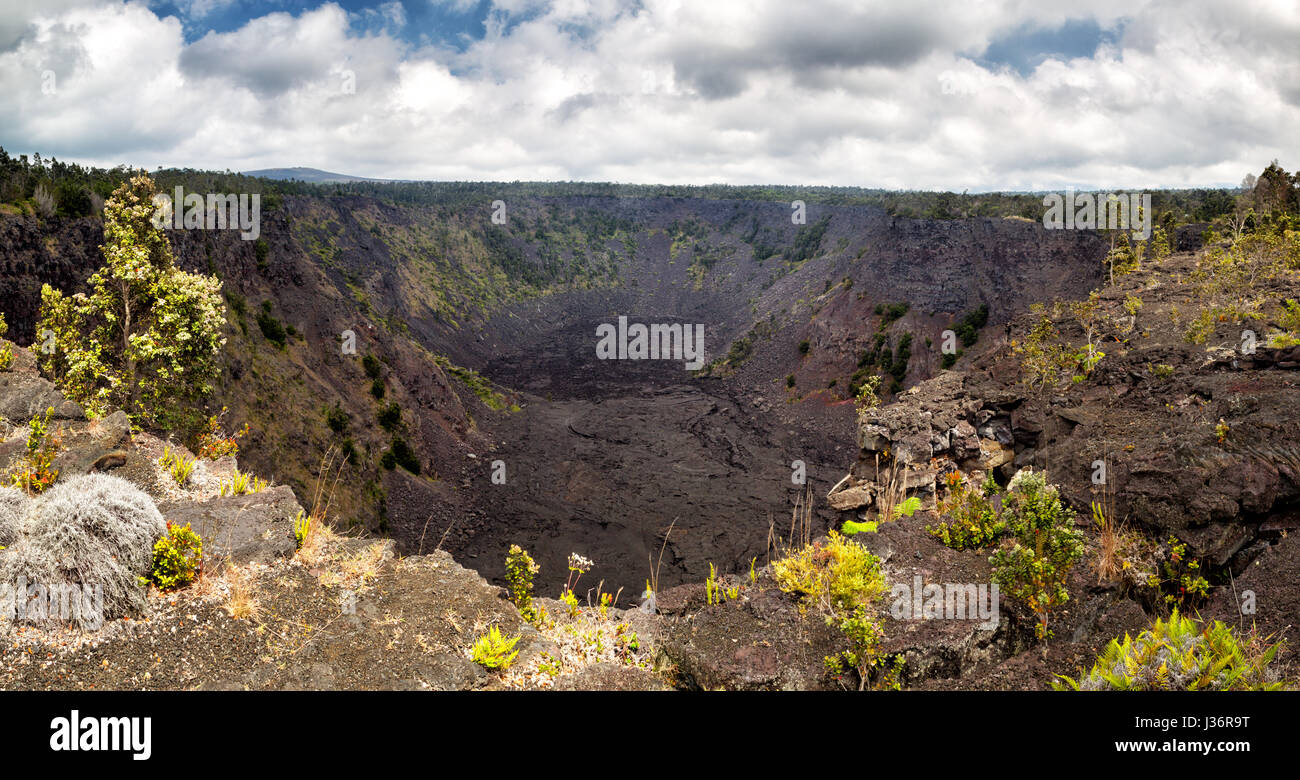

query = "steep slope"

[0,189,1107,595]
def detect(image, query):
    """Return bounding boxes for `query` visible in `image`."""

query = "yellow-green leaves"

[35,174,227,433]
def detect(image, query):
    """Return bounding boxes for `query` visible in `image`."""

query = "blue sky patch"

[977,17,1126,75]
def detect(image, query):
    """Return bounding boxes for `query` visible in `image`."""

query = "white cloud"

[0,0,1297,189]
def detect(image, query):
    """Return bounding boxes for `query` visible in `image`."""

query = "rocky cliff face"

[825,242,1300,687]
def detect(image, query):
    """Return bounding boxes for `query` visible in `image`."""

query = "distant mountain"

[241,167,393,183]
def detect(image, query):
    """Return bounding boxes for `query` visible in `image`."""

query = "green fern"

[1053,609,1287,691]
[471,626,521,670]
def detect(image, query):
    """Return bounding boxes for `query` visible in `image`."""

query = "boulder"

[976,438,1015,470]
[157,485,302,566]
[895,433,932,464]
[660,583,840,690]
[858,423,891,452]
[51,411,132,476]
[828,483,873,511]
[0,371,83,422]
[902,466,938,492]
[950,420,980,460]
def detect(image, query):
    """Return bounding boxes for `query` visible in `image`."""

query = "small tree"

[1150,225,1172,263]
[990,469,1086,640]
[1069,292,1106,377]
[853,374,881,412]
[36,174,226,432]
[1011,304,1075,394]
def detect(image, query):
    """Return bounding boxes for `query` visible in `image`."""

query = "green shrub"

[951,304,989,347]
[824,607,904,691]
[888,332,913,382]
[788,215,830,264]
[990,469,1086,640]
[1158,536,1210,610]
[928,472,1006,549]
[0,313,12,370]
[293,510,310,550]
[858,332,887,368]
[377,402,401,431]
[1279,298,1300,332]
[253,238,269,271]
[1054,610,1287,691]
[505,544,540,622]
[7,407,60,495]
[147,521,202,591]
[388,438,420,475]
[775,531,894,689]
[774,531,887,617]
[194,407,247,460]
[1013,305,1075,393]
[158,446,194,487]
[325,405,350,434]
[875,301,910,326]
[256,301,287,347]
[225,290,247,321]
[218,469,266,496]
[362,353,382,379]
[851,374,882,413]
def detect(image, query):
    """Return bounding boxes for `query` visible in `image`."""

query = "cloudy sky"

[1,0,1297,190]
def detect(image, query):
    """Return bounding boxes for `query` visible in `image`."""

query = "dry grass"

[293,444,358,572]
[1089,473,1161,590]
[646,517,676,597]
[340,542,388,585]
[307,444,347,527]
[296,517,339,569]
[319,541,388,589]
[786,485,814,551]
[1091,462,1123,585]
[222,563,261,621]
[874,456,909,525]
[1094,509,1123,585]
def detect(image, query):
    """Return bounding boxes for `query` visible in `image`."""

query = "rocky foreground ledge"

[0,341,832,691]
